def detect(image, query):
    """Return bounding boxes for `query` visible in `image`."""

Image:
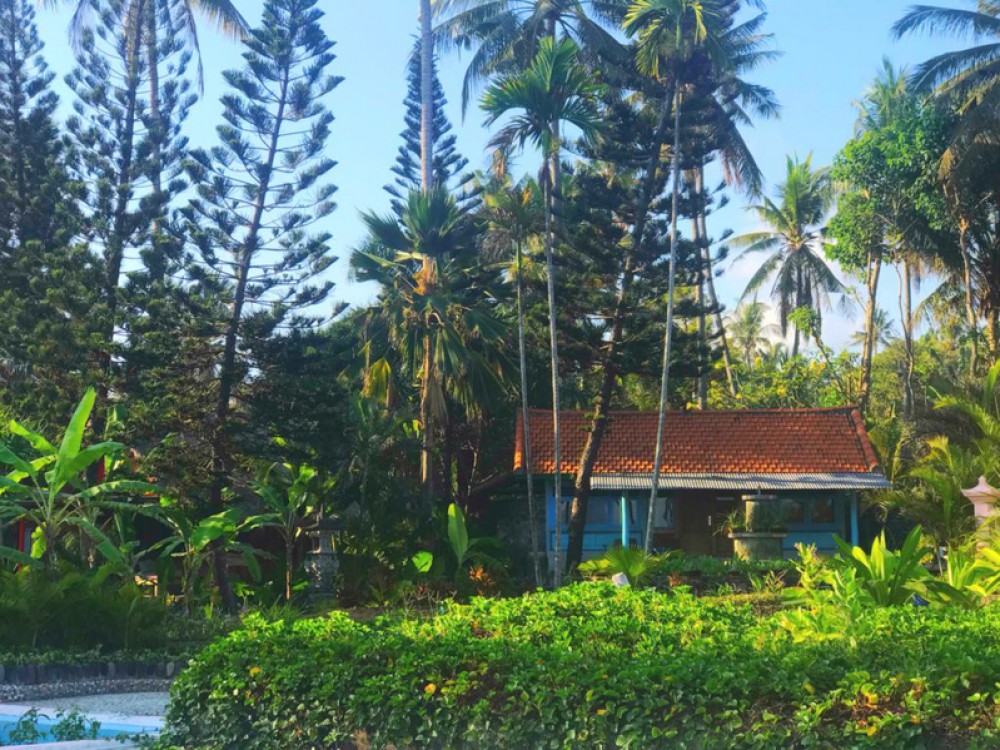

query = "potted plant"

[721,495,788,561]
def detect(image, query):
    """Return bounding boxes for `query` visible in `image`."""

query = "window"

[655,497,675,531]
[812,497,836,524]
[784,499,806,524]
[586,497,614,525]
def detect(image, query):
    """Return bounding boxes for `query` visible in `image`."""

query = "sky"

[33,0,972,351]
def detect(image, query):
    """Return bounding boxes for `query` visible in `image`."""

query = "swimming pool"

[0,706,161,745]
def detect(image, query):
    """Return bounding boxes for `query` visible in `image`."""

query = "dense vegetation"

[4,0,1000,743]
[158,581,1000,750]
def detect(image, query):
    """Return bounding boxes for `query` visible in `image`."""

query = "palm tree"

[434,0,622,112]
[850,307,897,354]
[728,300,778,368]
[352,188,509,504]
[893,3,1000,362]
[733,154,844,357]
[51,0,249,273]
[482,37,602,584]
[480,176,545,586]
[622,0,737,553]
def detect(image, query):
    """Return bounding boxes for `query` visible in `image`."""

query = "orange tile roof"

[514,407,882,476]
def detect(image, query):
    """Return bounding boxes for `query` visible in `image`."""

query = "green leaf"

[412,550,434,574]
[447,503,470,568]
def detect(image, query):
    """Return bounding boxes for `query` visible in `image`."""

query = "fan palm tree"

[480,176,545,586]
[352,188,509,502]
[482,37,602,584]
[733,154,844,357]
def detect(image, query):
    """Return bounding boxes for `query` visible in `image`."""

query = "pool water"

[0,712,160,744]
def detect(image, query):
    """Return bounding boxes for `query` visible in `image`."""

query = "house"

[514,407,891,561]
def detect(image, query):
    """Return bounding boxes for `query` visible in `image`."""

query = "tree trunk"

[695,166,737,396]
[210,63,292,613]
[419,0,434,192]
[285,536,294,603]
[959,218,978,377]
[858,250,882,414]
[542,158,564,586]
[95,0,146,441]
[145,0,164,281]
[516,240,544,587]
[899,259,915,420]
[644,88,684,554]
[420,317,436,499]
[566,89,673,571]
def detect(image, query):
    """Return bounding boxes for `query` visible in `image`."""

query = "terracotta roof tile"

[513,407,883,476]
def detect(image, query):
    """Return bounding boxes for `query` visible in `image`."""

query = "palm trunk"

[959,218,978,376]
[858,250,882,414]
[285,535,294,602]
[644,88,684,554]
[419,0,434,192]
[420,317,435,498]
[543,158,563,586]
[95,0,145,442]
[695,212,708,409]
[516,241,544,587]
[567,89,673,571]
[899,259,915,420]
[695,166,737,396]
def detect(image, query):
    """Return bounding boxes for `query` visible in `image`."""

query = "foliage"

[0,566,170,650]
[577,545,679,585]
[160,583,1000,749]
[0,388,158,568]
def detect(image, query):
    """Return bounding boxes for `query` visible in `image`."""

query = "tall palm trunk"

[567,92,674,571]
[543,155,564,586]
[695,208,708,408]
[516,241,543,587]
[959,218,978,376]
[899,258,915,420]
[858,250,882,414]
[419,0,434,192]
[95,0,146,442]
[645,89,684,554]
[695,166,737,396]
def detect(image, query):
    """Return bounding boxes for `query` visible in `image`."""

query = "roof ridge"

[524,406,861,416]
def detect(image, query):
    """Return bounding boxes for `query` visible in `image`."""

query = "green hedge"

[159,585,1000,749]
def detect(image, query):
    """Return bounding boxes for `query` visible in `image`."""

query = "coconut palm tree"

[728,300,778,368]
[434,0,622,112]
[733,154,844,357]
[482,37,602,584]
[480,176,545,586]
[850,307,897,354]
[893,4,1000,355]
[352,188,509,503]
[622,0,737,553]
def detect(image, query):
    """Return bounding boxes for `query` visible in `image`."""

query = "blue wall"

[545,483,858,560]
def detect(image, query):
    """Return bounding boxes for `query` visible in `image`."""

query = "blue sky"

[34,0,970,350]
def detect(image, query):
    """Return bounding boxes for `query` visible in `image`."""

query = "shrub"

[0,567,170,650]
[159,584,1000,749]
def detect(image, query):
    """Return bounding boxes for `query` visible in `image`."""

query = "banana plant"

[0,389,158,569]
[150,504,268,611]
[253,460,338,602]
